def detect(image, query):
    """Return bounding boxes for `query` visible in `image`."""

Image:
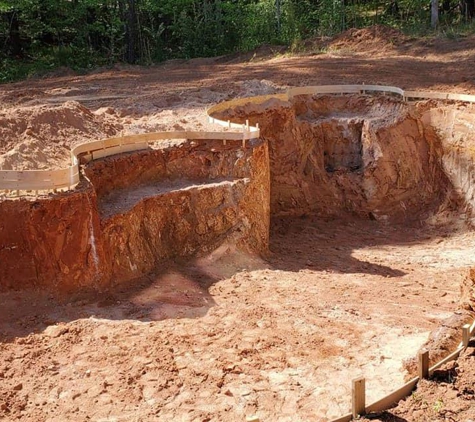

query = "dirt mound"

[216,44,288,64]
[236,79,287,97]
[0,101,121,170]
[330,25,406,52]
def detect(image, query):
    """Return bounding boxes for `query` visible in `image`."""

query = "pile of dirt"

[215,44,289,64]
[235,79,286,97]
[329,25,407,53]
[0,101,121,170]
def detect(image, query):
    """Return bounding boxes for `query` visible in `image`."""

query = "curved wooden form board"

[328,320,475,422]
[287,84,405,99]
[0,113,260,195]
[2,84,475,195]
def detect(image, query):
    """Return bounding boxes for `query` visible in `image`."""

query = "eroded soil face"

[214,95,455,222]
[2,27,475,421]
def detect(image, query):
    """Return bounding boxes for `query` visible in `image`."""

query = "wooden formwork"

[0,118,260,195]
[3,84,475,195]
[330,320,475,422]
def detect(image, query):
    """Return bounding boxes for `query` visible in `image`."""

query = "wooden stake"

[418,350,429,379]
[463,324,471,349]
[352,377,365,419]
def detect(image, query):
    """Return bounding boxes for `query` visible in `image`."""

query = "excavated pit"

[5,94,475,293]
[0,138,270,293]
[3,94,475,421]
[214,94,466,223]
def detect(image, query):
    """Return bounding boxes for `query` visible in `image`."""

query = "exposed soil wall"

[85,140,270,284]
[0,139,269,293]
[0,184,109,295]
[4,94,475,296]
[420,103,475,218]
[215,95,455,222]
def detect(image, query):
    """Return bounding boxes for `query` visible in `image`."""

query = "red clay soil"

[361,346,475,421]
[1,26,475,421]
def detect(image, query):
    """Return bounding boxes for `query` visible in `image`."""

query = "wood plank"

[119,142,149,154]
[288,86,358,97]
[418,350,429,379]
[463,324,471,348]
[92,143,149,160]
[352,377,366,418]
[187,131,247,141]
[73,139,105,155]
[406,91,475,103]
[0,168,74,183]
[328,414,352,422]
[363,85,405,96]
[405,91,449,100]
[365,377,418,413]
[447,93,475,103]
[429,348,462,374]
[287,85,405,99]
[0,180,65,190]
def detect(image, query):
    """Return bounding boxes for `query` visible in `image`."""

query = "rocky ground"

[1,25,475,421]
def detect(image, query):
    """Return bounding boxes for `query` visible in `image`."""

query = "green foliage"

[1,0,475,83]
[433,398,444,413]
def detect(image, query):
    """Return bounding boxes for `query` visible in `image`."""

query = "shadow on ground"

[0,211,465,344]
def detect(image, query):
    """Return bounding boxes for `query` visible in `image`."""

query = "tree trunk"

[126,0,137,63]
[431,0,439,28]
[7,11,22,57]
[463,0,475,19]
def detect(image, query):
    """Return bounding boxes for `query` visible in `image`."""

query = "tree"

[431,0,439,27]
[125,0,137,63]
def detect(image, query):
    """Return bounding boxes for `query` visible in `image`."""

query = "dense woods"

[0,0,474,81]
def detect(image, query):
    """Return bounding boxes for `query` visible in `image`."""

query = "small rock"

[413,410,424,418]
[44,325,68,338]
[13,383,23,391]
